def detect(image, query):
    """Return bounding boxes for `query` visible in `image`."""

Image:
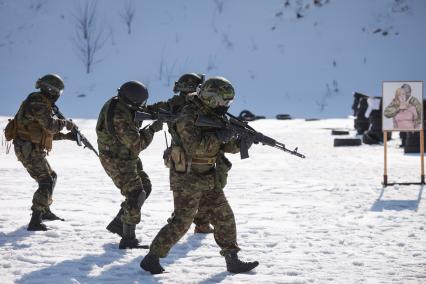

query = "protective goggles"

[201,91,234,107]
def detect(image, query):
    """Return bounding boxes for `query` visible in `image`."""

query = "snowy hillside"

[0,117,425,283]
[1,0,426,119]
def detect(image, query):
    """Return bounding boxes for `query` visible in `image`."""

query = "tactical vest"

[10,93,54,151]
[96,97,141,158]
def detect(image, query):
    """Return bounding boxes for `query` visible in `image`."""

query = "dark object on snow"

[331,130,349,135]
[107,208,124,237]
[77,94,86,98]
[352,92,370,135]
[27,211,48,231]
[238,110,265,121]
[402,99,426,152]
[305,118,320,121]
[276,114,292,120]
[362,99,393,144]
[119,223,149,249]
[140,252,165,274]
[334,138,362,147]
[225,252,259,274]
[404,132,421,153]
[42,209,64,221]
[400,132,407,148]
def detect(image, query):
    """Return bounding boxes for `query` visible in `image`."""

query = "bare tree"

[30,0,47,12]
[121,0,136,35]
[213,0,224,13]
[72,0,107,73]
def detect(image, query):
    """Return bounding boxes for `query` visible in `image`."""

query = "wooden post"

[421,129,425,184]
[383,131,388,186]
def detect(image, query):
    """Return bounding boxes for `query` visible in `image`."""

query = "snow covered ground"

[0,117,425,284]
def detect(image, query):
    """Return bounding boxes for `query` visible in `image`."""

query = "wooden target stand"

[383,129,425,186]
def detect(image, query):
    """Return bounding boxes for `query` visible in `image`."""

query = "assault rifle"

[134,108,177,122]
[52,105,99,157]
[195,112,306,159]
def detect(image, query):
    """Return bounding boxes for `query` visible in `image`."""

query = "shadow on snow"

[370,185,423,212]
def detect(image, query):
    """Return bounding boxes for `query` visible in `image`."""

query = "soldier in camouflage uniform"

[96,81,163,249]
[140,77,259,274]
[148,73,233,234]
[7,74,76,231]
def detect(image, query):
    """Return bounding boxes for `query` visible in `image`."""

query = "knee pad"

[38,174,56,195]
[128,188,146,210]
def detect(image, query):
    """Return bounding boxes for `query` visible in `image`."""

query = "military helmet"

[35,74,65,95]
[118,81,149,109]
[173,73,205,94]
[197,77,235,109]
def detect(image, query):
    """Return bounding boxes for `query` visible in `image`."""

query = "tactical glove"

[65,120,76,130]
[149,120,163,132]
[64,131,77,141]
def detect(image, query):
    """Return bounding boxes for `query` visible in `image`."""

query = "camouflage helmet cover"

[35,74,65,95]
[198,76,235,109]
[173,73,205,94]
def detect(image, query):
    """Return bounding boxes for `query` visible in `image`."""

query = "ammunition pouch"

[192,156,217,165]
[15,122,53,151]
[4,118,17,141]
[171,146,187,173]
[128,188,146,210]
[163,146,172,168]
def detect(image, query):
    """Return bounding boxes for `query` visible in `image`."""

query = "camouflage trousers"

[193,155,231,227]
[14,139,56,213]
[149,169,239,258]
[99,153,151,225]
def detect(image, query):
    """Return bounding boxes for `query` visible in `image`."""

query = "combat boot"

[140,252,165,274]
[194,224,214,234]
[118,223,148,249]
[27,211,48,231]
[106,208,124,237]
[225,252,259,273]
[42,208,64,221]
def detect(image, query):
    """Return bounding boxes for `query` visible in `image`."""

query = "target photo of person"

[382,81,424,131]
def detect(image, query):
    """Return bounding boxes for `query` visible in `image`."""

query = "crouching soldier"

[140,77,258,274]
[96,81,163,249]
[5,74,76,231]
[148,73,233,234]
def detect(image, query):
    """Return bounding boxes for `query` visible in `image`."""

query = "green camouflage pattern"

[96,97,155,225]
[148,94,233,227]
[99,155,151,224]
[148,103,240,258]
[97,98,155,159]
[14,142,54,213]
[13,92,68,213]
[198,77,235,109]
[16,92,67,134]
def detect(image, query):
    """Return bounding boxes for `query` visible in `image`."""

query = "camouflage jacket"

[15,92,66,134]
[384,96,422,127]
[96,97,155,159]
[13,92,68,150]
[175,102,239,173]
